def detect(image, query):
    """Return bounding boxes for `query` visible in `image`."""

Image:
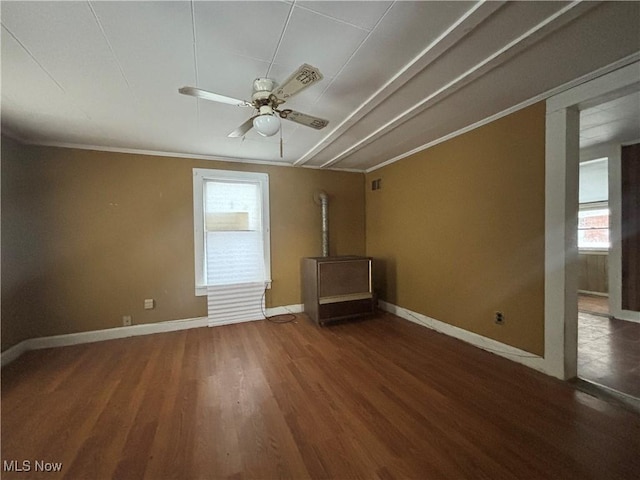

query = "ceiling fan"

[178,64,329,143]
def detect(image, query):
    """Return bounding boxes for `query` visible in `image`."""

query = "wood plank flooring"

[579,312,640,398]
[578,293,609,316]
[2,312,640,479]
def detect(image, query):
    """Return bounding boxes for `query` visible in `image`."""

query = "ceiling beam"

[318,1,598,170]
[293,0,506,167]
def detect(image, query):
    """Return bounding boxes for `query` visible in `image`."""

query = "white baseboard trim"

[1,341,30,368]
[2,303,306,367]
[578,290,609,297]
[266,303,303,316]
[207,303,303,327]
[379,301,550,375]
[1,316,208,368]
[208,304,304,327]
[208,316,262,327]
[614,312,640,324]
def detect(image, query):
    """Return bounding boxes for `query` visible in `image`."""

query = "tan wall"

[366,103,546,355]
[1,139,365,350]
[2,137,43,350]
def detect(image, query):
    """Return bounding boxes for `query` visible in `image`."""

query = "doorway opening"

[575,89,640,400]
[543,59,639,402]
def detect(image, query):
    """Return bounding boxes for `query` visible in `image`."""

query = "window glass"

[578,207,609,250]
[193,169,270,295]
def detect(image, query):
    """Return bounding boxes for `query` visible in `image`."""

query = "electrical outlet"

[122,315,132,327]
[495,311,505,325]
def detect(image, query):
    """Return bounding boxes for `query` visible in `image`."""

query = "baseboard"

[379,301,549,374]
[2,316,207,368]
[613,313,640,324]
[1,303,305,367]
[578,290,609,297]
[573,378,640,414]
[266,303,303,316]
[1,341,30,368]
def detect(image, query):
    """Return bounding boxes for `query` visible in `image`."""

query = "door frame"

[543,60,640,379]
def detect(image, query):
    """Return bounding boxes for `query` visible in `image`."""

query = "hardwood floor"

[577,293,640,398]
[578,312,640,398]
[2,312,640,479]
[578,293,609,316]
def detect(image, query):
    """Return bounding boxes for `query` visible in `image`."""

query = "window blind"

[207,283,265,326]
[204,180,267,286]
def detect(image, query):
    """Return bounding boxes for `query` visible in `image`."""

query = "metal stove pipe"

[318,191,329,257]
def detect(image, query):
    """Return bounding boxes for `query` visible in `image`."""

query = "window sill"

[195,280,272,297]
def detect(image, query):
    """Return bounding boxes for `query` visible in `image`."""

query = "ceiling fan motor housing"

[258,105,275,116]
[253,77,276,94]
[252,78,285,111]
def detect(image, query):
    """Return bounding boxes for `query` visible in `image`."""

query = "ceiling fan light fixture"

[253,106,281,137]
[179,64,328,140]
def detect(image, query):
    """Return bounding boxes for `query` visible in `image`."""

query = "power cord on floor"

[261,287,296,324]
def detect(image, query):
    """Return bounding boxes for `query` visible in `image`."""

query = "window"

[578,158,609,251]
[193,168,270,295]
[578,204,609,250]
[579,157,608,204]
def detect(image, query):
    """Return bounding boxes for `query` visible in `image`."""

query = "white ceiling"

[2,1,639,172]
[580,91,640,150]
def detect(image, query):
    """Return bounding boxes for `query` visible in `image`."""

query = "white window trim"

[578,200,608,211]
[193,168,271,296]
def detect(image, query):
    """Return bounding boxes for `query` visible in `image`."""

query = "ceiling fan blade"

[274,64,323,100]
[279,109,329,130]
[228,116,257,138]
[179,86,252,107]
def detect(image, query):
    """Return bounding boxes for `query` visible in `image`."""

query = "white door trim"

[543,60,640,379]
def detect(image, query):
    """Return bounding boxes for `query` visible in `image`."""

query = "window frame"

[193,168,271,296]
[577,201,609,253]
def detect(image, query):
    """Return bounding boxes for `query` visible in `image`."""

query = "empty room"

[2,1,640,479]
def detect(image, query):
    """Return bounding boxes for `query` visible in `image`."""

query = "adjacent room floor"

[578,293,609,316]
[578,294,640,399]
[2,311,639,479]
